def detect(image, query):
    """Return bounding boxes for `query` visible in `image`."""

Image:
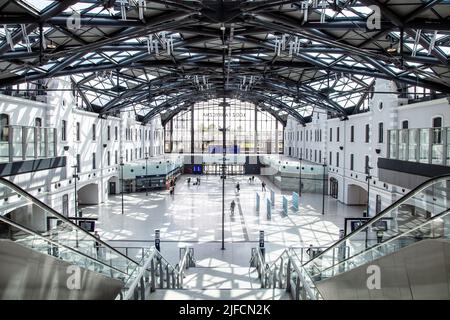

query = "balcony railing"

[387,127,450,166]
[0,125,57,163]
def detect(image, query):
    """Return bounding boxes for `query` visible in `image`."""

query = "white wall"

[283,79,450,216]
[0,76,165,221]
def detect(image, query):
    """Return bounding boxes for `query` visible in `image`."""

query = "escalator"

[251,174,450,299]
[0,177,189,300]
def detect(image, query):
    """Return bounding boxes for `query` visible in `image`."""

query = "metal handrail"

[305,174,450,266]
[311,207,450,278]
[121,248,158,300]
[0,215,131,277]
[0,177,140,266]
[119,246,194,300]
[250,247,321,300]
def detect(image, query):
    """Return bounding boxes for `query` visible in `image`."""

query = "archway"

[330,177,339,199]
[77,183,99,205]
[346,184,368,205]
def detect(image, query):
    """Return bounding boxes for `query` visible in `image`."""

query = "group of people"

[187,177,201,186]
[248,176,256,183]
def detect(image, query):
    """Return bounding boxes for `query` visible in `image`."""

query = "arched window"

[432,116,443,144]
[401,120,409,129]
[0,113,10,142]
[35,117,42,127]
[432,116,442,128]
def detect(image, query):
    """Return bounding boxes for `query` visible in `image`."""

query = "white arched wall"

[346,182,368,206]
[77,183,100,205]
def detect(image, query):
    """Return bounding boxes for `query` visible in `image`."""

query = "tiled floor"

[80,175,364,266]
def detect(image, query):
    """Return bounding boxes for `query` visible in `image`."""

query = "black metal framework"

[0,0,449,124]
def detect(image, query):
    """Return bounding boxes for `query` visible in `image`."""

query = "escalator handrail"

[0,215,132,276]
[304,173,450,267]
[0,177,140,266]
[311,207,450,277]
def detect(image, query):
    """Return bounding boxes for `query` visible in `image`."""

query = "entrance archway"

[77,183,99,205]
[346,184,368,205]
[330,177,339,199]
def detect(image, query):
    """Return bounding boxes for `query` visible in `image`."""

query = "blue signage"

[208,145,240,154]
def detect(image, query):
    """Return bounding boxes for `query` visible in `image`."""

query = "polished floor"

[81,175,364,267]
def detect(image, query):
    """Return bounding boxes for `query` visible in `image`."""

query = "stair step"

[148,289,291,300]
[183,267,260,289]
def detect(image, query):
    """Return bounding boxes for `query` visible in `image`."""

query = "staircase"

[148,261,290,300]
[249,174,450,300]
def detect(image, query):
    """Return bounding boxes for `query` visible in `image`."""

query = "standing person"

[187,177,191,185]
[252,176,255,183]
[236,182,240,194]
[261,181,266,192]
[197,177,200,185]
[94,230,101,258]
[230,200,236,216]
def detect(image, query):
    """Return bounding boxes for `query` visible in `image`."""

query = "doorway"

[109,181,116,195]
[330,178,338,199]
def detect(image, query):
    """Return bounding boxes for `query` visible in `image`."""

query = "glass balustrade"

[0,125,57,163]
[302,175,450,281]
[388,127,449,166]
[0,177,142,283]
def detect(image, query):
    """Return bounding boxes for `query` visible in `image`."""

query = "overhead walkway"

[251,174,450,300]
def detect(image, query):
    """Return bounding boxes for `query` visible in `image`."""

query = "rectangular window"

[130,149,133,161]
[329,152,332,166]
[115,150,118,165]
[376,195,382,214]
[314,150,317,162]
[115,126,118,140]
[107,151,110,166]
[337,127,340,142]
[365,155,370,174]
[300,131,303,141]
[319,150,322,163]
[350,125,354,142]
[126,150,128,162]
[107,125,111,141]
[62,194,69,217]
[365,124,370,143]
[76,122,80,141]
[336,152,339,167]
[92,153,96,169]
[61,120,66,141]
[92,124,96,141]
[378,122,384,143]
[329,128,333,142]
[76,154,81,173]
[350,154,354,170]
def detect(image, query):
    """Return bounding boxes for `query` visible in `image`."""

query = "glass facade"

[164,99,284,154]
[388,127,450,166]
[0,125,57,163]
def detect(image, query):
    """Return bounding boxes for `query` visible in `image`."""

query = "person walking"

[261,181,266,192]
[230,200,236,216]
[197,177,200,185]
[187,177,191,185]
[236,182,240,194]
